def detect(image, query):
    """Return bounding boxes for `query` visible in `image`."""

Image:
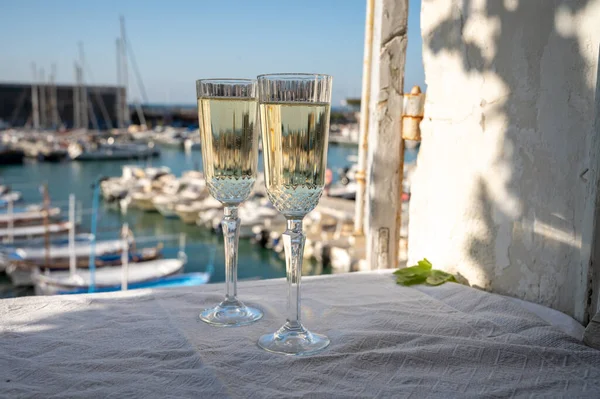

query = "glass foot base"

[199,300,263,327]
[258,323,330,356]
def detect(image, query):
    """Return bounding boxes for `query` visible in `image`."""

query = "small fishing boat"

[38,148,69,163]
[5,246,162,287]
[0,191,23,206]
[11,245,162,271]
[0,207,61,227]
[0,235,119,282]
[0,221,72,240]
[0,146,25,165]
[55,272,212,294]
[33,258,186,295]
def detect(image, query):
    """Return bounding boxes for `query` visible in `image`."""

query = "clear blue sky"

[0,0,424,105]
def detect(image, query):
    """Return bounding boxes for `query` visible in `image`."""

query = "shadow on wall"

[421,0,599,321]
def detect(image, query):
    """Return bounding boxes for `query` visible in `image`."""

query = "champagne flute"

[197,79,263,327]
[257,73,332,355]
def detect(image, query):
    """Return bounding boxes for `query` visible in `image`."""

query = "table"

[2,271,600,398]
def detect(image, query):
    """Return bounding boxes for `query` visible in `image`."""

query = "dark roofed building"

[0,82,125,129]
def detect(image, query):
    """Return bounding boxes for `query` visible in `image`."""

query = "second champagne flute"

[197,79,263,327]
[257,73,332,355]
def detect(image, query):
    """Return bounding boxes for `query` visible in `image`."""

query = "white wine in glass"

[197,79,263,327]
[261,102,330,217]
[257,73,332,355]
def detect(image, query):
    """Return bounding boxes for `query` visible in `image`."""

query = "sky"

[0,0,424,106]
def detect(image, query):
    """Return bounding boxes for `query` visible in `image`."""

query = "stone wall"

[408,0,600,322]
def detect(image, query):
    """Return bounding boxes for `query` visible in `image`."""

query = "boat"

[153,177,207,218]
[0,207,61,227]
[4,237,119,260]
[216,200,280,238]
[38,148,69,162]
[327,181,357,200]
[183,137,201,151]
[130,190,159,211]
[69,142,160,161]
[0,221,72,240]
[5,246,162,287]
[0,146,25,165]
[154,129,187,149]
[33,258,186,295]
[0,235,121,281]
[0,191,23,206]
[11,245,161,271]
[53,272,212,295]
[152,178,183,218]
[0,233,95,252]
[176,197,222,224]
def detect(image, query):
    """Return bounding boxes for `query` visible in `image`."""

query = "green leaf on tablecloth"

[395,258,457,287]
[393,258,432,276]
[425,269,457,286]
[396,273,428,286]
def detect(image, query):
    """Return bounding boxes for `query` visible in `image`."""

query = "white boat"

[327,181,357,200]
[154,130,187,148]
[0,207,61,226]
[0,191,22,204]
[9,238,123,262]
[130,191,159,211]
[69,143,160,161]
[0,221,72,240]
[177,197,222,224]
[183,137,201,151]
[33,258,185,295]
[237,201,280,238]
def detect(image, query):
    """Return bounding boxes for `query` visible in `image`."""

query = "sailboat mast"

[39,68,47,129]
[50,64,59,129]
[120,16,130,126]
[73,62,80,128]
[116,38,123,130]
[31,63,40,130]
[79,43,89,130]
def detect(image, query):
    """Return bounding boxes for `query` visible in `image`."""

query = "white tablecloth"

[2,271,600,398]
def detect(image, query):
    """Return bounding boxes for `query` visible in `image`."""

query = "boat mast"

[79,42,89,130]
[79,42,113,130]
[120,16,130,126]
[31,63,40,130]
[50,64,60,129]
[73,62,81,129]
[116,38,123,130]
[39,68,47,129]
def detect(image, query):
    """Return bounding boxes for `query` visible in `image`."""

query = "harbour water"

[0,144,367,298]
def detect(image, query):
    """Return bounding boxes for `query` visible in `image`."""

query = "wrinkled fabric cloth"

[2,271,600,398]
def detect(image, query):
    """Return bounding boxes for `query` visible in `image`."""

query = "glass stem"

[283,218,305,331]
[222,206,240,304]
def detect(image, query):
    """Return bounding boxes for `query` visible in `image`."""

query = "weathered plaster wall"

[408,0,600,322]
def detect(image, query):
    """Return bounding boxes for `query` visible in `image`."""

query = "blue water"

[0,144,364,297]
